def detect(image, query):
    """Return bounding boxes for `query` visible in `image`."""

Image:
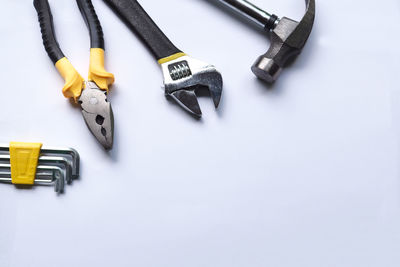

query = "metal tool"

[34,0,115,149]
[217,0,315,83]
[0,143,80,193]
[35,147,79,179]
[0,164,65,193]
[0,145,80,180]
[0,155,73,184]
[103,0,223,117]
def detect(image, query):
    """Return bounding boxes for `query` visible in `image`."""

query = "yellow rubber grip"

[10,142,43,185]
[157,52,187,65]
[88,48,115,92]
[55,57,85,101]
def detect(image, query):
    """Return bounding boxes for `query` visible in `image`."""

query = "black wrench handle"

[103,0,182,61]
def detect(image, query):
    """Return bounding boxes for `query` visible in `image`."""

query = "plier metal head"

[79,82,114,150]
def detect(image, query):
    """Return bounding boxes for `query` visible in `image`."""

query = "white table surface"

[1,0,400,266]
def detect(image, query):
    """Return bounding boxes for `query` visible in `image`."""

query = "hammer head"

[252,0,315,83]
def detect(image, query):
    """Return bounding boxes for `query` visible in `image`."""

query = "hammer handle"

[103,0,182,61]
[219,0,278,30]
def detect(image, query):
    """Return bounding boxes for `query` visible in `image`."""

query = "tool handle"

[219,0,275,29]
[103,0,182,61]
[77,0,115,91]
[34,0,85,100]
[76,0,105,49]
[33,0,65,64]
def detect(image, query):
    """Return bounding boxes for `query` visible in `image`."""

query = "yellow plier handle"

[34,0,114,101]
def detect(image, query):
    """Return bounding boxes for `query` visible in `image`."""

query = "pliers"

[103,0,223,117]
[34,0,115,150]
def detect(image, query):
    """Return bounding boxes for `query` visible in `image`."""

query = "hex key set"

[0,143,80,194]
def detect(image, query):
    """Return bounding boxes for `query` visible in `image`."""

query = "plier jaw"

[79,82,114,150]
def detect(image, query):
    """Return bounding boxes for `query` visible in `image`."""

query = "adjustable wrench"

[104,0,223,117]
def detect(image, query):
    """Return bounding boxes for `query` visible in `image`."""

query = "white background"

[0,0,400,266]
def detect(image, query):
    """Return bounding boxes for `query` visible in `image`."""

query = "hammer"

[218,0,315,83]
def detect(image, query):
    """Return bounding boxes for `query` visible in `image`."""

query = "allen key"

[0,164,65,193]
[0,155,73,184]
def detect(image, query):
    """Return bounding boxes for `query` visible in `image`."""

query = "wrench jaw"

[161,56,223,117]
[170,89,202,117]
[79,82,114,150]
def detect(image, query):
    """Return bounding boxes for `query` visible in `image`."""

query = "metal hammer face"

[252,0,316,83]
